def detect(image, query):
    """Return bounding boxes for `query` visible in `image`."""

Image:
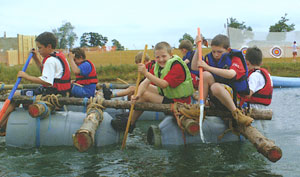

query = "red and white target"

[240,46,248,57]
[270,46,283,58]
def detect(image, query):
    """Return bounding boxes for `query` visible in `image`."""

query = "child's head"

[135,51,150,64]
[245,46,262,67]
[211,34,230,60]
[71,47,86,65]
[294,41,297,44]
[179,40,193,55]
[35,32,57,57]
[154,42,172,67]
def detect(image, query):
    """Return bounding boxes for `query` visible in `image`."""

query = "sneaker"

[231,108,253,126]
[111,113,135,133]
[102,84,112,100]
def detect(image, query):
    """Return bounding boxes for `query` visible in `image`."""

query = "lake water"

[0,88,299,176]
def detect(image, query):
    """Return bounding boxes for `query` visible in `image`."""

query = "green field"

[0,49,299,85]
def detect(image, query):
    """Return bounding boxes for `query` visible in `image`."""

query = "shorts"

[293,51,297,56]
[209,84,233,111]
[71,84,90,98]
[162,97,174,104]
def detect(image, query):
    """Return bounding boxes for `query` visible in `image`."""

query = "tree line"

[53,14,295,50]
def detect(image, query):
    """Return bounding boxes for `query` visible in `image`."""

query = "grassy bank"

[1,54,300,85]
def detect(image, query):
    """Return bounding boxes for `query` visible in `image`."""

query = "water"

[0,88,299,176]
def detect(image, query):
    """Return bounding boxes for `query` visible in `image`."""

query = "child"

[239,47,273,109]
[292,41,297,61]
[0,32,71,135]
[69,47,98,98]
[103,51,155,100]
[179,40,199,89]
[191,34,253,126]
[111,42,194,132]
[18,32,71,96]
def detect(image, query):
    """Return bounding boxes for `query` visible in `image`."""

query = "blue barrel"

[5,108,121,148]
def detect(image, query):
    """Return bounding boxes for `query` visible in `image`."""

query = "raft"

[5,107,121,148]
[271,76,300,88]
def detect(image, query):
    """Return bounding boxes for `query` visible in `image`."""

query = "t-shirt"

[230,56,246,80]
[292,43,297,52]
[150,62,191,103]
[39,56,64,85]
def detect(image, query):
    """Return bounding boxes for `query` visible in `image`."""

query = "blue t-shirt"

[71,61,96,98]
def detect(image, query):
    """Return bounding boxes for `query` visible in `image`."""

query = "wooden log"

[1,84,41,90]
[238,125,282,163]
[181,119,199,136]
[73,109,103,152]
[0,95,272,120]
[28,102,53,118]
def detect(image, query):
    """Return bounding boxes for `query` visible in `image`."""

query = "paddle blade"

[0,99,11,122]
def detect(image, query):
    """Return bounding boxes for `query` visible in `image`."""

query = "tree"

[111,39,124,51]
[80,32,108,47]
[52,22,78,49]
[228,17,252,31]
[267,13,295,41]
[179,33,194,44]
[269,13,295,32]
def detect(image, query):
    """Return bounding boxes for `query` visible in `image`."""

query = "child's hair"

[71,47,86,59]
[35,32,57,49]
[245,46,262,66]
[135,51,150,64]
[294,41,296,44]
[211,34,230,49]
[154,42,172,55]
[179,40,193,51]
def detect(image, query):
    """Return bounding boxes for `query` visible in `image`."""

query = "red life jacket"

[75,60,98,85]
[146,60,156,71]
[241,68,273,106]
[41,52,71,93]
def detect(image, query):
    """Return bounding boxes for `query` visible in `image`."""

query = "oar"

[0,53,33,122]
[121,45,148,150]
[197,28,206,143]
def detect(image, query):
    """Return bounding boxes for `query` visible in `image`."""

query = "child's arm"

[31,49,42,70]
[131,78,151,104]
[205,66,237,79]
[17,71,52,86]
[137,63,169,89]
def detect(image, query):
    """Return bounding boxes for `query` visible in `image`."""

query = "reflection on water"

[0,88,300,176]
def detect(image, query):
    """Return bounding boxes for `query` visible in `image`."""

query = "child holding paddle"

[111,42,194,133]
[103,51,155,100]
[238,47,273,109]
[68,47,98,98]
[0,32,71,135]
[191,34,253,126]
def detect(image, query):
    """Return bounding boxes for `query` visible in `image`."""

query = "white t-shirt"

[39,56,64,85]
[292,43,297,52]
[248,70,273,109]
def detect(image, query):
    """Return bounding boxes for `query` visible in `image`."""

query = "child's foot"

[111,113,135,133]
[231,108,253,126]
[102,84,112,100]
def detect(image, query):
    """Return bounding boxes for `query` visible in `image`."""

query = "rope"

[218,118,240,140]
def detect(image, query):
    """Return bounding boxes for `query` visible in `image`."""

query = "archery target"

[240,46,248,57]
[270,46,283,58]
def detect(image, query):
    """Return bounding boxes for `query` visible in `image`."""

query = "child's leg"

[131,90,163,125]
[115,86,135,98]
[203,71,215,101]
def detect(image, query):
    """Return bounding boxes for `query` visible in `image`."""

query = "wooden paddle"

[197,28,206,142]
[0,52,33,122]
[121,45,148,149]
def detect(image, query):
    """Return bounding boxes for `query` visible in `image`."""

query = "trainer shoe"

[231,108,253,126]
[102,84,112,100]
[111,113,135,133]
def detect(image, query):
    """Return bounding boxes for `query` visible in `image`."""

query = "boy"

[191,34,253,126]
[179,39,199,89]
[292,41,297,61]
[69,47,98,98]
[103,51,155,100]
[239,47,273,109]
[18,32,71,96]
[111,42,194,132]
[0,32,71,135]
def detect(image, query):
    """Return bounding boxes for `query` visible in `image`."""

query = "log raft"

[0,95,281,162]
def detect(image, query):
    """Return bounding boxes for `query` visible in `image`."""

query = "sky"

[1,0,300,50]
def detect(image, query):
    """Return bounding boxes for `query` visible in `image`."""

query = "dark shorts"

[20,86,69,97]
[162,97,174,104]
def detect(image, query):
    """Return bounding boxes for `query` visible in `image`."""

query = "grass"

[0,49,299,84]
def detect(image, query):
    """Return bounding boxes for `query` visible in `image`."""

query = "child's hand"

[195,35,202,45]
[197,60,209,70]
[137,63,147,75]
[31,48,39,59]
[131,95,140,104]
[17,71,29,79]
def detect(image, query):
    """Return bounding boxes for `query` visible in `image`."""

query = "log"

[238,125,282,163]
[73,109,103,152]
[0,95,272,120]
[0,84,41,90]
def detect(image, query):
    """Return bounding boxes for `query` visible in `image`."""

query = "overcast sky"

[1,0,300,49]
